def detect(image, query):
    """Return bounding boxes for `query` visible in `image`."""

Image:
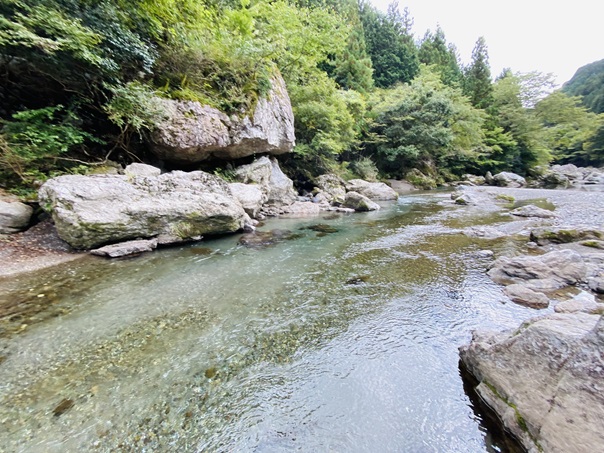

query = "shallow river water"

[0,192,541,452]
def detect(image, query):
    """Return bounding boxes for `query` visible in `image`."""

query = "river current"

[0,192,538,452]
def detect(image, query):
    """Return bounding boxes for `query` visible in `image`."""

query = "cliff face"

[150,73,295,164]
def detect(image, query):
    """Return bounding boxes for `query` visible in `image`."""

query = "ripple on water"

[0,193,536,452]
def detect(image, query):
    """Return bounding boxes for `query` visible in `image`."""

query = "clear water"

[0,193,539,452]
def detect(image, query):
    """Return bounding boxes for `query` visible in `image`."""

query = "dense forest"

[1,0,603,196]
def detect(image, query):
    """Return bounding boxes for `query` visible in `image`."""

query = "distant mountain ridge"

[562,59,604,114]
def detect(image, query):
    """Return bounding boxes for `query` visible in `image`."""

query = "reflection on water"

[0,194,534,452]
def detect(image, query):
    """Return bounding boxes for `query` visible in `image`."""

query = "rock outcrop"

[0,200,33,234]
[150,73,295,163]
[488,249,587,292]
[314,174,347,204]
[491,171,526,188]
[510,204,555,218]
[530,227,603,245]
[233,156,297,211]
[38,166,247,249]
[460,313,604,453]
[342,192,380,211]
[344,179,398,201]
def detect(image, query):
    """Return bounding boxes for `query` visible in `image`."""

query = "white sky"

[370,0,604,86]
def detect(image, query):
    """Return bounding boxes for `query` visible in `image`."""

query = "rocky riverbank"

[454,184,604,453]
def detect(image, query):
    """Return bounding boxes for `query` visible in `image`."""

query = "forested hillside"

[1,0,603,196]
[563,59,604,114]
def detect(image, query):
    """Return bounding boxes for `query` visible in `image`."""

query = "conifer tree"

[360,1,419,88]
[334,20,374,93]
[464,36,493,109]
[418,26,462,86]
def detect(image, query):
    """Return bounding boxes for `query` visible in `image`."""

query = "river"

[0,191,542,452]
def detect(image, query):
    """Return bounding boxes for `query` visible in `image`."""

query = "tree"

[535,91,603,165]
[360,1,419,88]
[562,58,604,114]
[334,20,374,93]
[418,26,462,86]
[464,36,493,109]
[368,67,485,177]
[484,72,550,173]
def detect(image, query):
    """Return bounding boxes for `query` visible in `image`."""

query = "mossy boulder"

[530,227,603,245]
[39,170,247,249]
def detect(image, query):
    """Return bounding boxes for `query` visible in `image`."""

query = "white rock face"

[150,73,295,163]
[460,313,604,453]
[38,171,247,249]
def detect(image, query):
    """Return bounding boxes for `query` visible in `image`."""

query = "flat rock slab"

[460,313,604,453]
[39,171,246,249]
[91,238,159,258]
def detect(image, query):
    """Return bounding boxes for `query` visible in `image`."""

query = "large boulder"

[344,179,398,200]
[314,174,346,204]
[228,183,266,218]
[342,192,380,211]
[510,204,555,218]
[149,73,295,163]
[488,249,587,292]
[0,200,33,234]
[38,171,247,249]
[491,171,526,188]
[460,313,604,453]
[530,227,603,245]
[234,156,297,209]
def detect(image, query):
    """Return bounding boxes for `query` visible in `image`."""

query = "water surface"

[0,193,538,452]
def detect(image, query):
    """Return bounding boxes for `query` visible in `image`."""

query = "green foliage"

[463,36,493,109]
[352,157,379,181]
[535,91,604,165]
[562,58,604,114]
[104,82,168,149]
[368,67,484,178]
[360,1,419,88]
[0,105,97,186]
[418,27,462,87]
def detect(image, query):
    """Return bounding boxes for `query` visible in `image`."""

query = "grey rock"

[504,284,550,309]
[588,276,604,294]
[228,182,266,218]
[90,238,159,258]
[541,170,570,187]
[282,201,322,216]
[342,192,380,212]
[234,156,297,209]
[555,291,604,314]
[460,313,604,453]
[314,174,346,204]
[488,249,587,292]
[491,171,526,188]
[124,163,161,178]
[510,204,556,218]
[38,171,247,249]
[463,174,486,185]
[530,227,603,245]
[345,179,398,201]
[0,201,33,234]
[150,73,294,163]
[550,163,581,180]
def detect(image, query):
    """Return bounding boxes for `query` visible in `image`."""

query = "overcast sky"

[370,0,604,86]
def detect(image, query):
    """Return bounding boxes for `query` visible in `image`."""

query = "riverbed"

[1,188,601,452]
